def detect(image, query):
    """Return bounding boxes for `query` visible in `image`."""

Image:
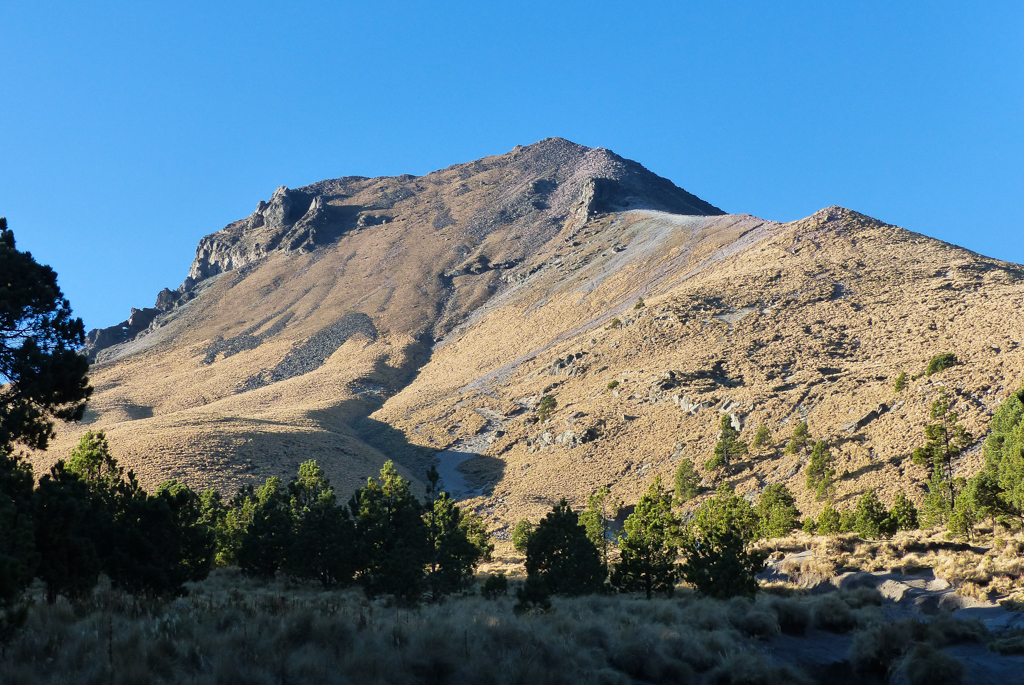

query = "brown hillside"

[38,140,1024,538]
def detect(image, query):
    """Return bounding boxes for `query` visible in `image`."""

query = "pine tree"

[673,458,701,504]
[817,501,844,535]
[285,460,358,588]
[785,421,811,455]
[912,392,972,516]
[524,498,604,596]
[705,414,747,471]
[890,491,919,531]
[757,483,801,539]
[894,372,907,393]
[752,424,772,451]
[423,466,486,600]
[511,518,533,554]
[0,449,36,642]
[0,217,92,453]
[611,478,680,598]
[578,486,618,572]
[236,477,293,578]
[33,462,103,603]
[981,386,1024,515]
[805,440,836,501]
[691,483,761,541]
[351,461,429,602]
[853,490,896,539]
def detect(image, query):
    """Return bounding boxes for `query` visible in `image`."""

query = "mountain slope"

[39,140,1024,535]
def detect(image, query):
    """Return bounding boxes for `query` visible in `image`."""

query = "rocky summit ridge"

[53,138,1024,537]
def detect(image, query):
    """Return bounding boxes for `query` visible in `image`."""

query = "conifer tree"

[980,386,1024,515]
[33,462,103,603]
[511,518,533,554]
[705,414,747,472]
[579,486,618,572]
[890,491,919,531]
[236,477,293,578]
[805,440,836,501]
[681,485,764,599]
[524,498,604,596]
[816,501,845,535]
[351,461,429,602]
[691,483,761,542]
[0,449,36,641]
[673,458,701,504]
[423,466,486,600]
[285,461,357,588]
[912,392,972,517]
[853,490,896,539]
[785,421,811,455]
[757,483,801,539]
[611,478,680,598]
[752,424,772,451]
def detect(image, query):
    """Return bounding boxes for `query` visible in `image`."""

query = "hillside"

[38,138,1024,537]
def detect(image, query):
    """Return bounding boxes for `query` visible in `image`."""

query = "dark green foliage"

[33,462,103,603]
[912,392,972,484]
[681,485,764,598]
[285,461,357,588]
[480,573,508,599]
[0,218,92,453]
[351,461,430,602]
[679,528,765,599]
[611,478,679,598]
[579,486,618,571]
[536,395,557,422]
[524,498,604,596]
[606,380,619,390]
[237,477,293,578]
[705,414,747,471]
[894,371,907,393]
[784,421,810,455]
[981,386,1024,515]
[890,491,919,531]
[691,484,761,542]
[608,317,622,329]
[513,574,553,614]
[752,424,771,450]
[853,490,896,539]
[756,483,801,539]
[511,518,533,554]
[424,465,484,600]
[816,501,848,535]
[805,440,836,501]
[925,353,958,376]
[108,480,215,598]
[673,458,700,504]
[634,297,645,309]
[0,450,36,641]
[460,510,494,562]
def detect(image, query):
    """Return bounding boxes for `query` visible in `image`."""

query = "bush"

[752,425,771,450]
[925,353,958,376]
[894,371,907,392]
[480,573,508,599]
[811,594,857,633]
[634,298,645,309]
[607,380,619,390]
[784,421,811,455]
[608,318,622,329]
[536,395,557,422]
[895,642,964,685]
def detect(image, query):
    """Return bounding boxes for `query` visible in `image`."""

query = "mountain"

[39,138,1024,535]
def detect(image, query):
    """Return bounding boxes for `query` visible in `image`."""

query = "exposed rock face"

[85,137,723,361]
[84,307,160,362]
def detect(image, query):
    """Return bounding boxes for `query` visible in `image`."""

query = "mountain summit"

[52,139,1024,533]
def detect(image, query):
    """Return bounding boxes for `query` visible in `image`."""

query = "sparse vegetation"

[895,370,908,392]
[608,317,621,329]
[805,440,836,501]
[634,297,645,309]
[784,420,811,454]
[705,414,747,472]
[606,379,619,390]
[511,518,534,554]
[926,352,958,376]
[752,423,772,450]
[536,394,557,422]
[673,457,701,503]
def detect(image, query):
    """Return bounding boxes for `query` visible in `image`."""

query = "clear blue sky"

[2,2,1021,331]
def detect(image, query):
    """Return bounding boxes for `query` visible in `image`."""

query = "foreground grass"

[0,570,1000,685]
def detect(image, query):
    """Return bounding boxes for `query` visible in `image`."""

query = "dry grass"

[0,572,912,685]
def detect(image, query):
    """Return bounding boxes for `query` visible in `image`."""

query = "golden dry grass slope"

[38,137,1024,538]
